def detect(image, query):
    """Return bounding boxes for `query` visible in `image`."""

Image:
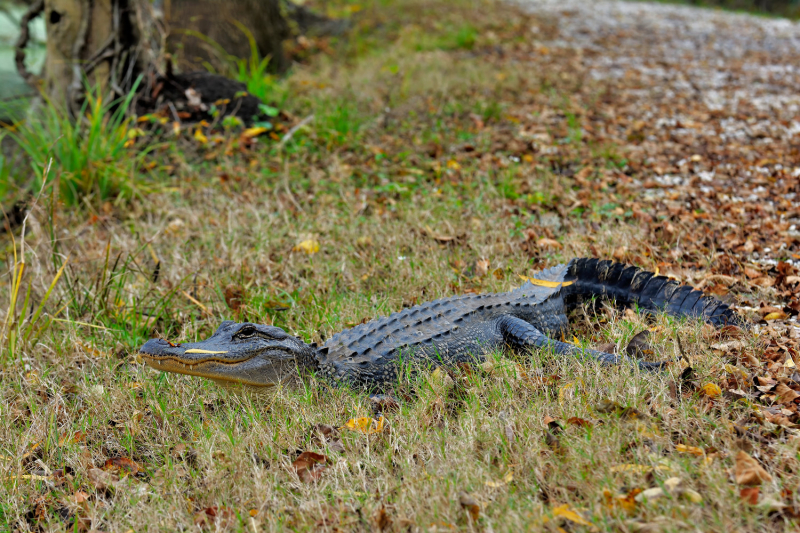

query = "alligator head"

[139,321,315,389]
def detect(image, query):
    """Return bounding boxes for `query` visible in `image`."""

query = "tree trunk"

[15,0,164,113]
[165,0,290,75]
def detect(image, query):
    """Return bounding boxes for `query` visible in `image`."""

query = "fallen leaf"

[740,487,760,504]
[103,457,140,476]
[193,128,208,144]
[292,451,329,483]
[87,467,118,490]
[242,126,269,139]
[552,504,597,529]
[566,416,594,429]
[544,431,564,455]
[485,471,513,488]
[763,311,788,321]
[675,444,704,457]
[611,463,674,475]
[603,488,642,515]
[758,497,788,513]
[626,330,654,358]
[701,383,722,398]
[459,492,480,521]
[293,239,320,254]
[310,424,345,454]
[342,416,385,435]
[537,237,562,250]
[369,395,400,415]
[373,504,392,531]
[596,399,622,413]
[224,285,244,312]
[735,451,773,486]
[775,383,800,404]
[475,259,490,277]
[634,478,703,504]
[194,506,235,529]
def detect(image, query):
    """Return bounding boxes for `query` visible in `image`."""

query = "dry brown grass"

[1,0,798,531]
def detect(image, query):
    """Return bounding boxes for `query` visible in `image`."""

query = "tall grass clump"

[230,22,283,105]
[0,167,67,362]
[1,85,144,206]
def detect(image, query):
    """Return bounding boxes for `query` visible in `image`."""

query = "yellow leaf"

[446,159,461,170]
[343,416,385,434]
[552,504,596,529]
[293,240,320,254]
[701,383,722,398]
[517,275,574,288]
[194,128,208,144]
[485,471,513,488]
[610,463,674,475]
[764,311,787,321]
[243,127,269,139]
[676,444,705,456]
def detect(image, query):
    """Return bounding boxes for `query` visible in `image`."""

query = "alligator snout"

[139,338,179,356]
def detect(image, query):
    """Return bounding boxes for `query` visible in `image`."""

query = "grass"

[1,84,150,205]
[0,0,797,531]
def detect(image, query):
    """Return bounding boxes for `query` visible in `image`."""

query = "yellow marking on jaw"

[518,275,574,288]
[184,349,229,354]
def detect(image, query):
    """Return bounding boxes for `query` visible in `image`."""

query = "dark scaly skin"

[139,258,743,392]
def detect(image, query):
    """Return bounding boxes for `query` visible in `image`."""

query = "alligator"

[139,258,742,392]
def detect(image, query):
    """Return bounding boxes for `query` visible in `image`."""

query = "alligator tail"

[563,258,743,328]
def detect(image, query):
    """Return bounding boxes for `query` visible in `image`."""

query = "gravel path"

[518,0,800,116]
[508,0,800,273]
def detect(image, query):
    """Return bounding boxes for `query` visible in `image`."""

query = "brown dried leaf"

[566,417,594,429]
[103,457,140,476]
[373,504,392,531]
[626,330,654,358]
[734,451,773,486]
[459,492,480,522]
[292,451,329,483]
[310,424,345,454]
[224,285,244,312]
[776,383,800,404]
[87,467,118,491]
[740,487,760,504]
[194,506,235,529]
[537,237,562,250]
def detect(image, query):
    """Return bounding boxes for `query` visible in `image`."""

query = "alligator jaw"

[139,337,291,388]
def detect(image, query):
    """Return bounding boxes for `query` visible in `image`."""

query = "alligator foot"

[498,315,670,371]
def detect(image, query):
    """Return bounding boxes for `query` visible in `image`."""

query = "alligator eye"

[236,326,257,339]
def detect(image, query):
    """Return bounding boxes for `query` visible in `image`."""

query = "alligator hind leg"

[497,315,667,371]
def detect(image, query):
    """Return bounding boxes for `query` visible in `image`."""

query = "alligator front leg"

[497,316,667,371]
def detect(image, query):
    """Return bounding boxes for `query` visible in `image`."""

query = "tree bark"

[15,0,165,114]
[165,0,290,74]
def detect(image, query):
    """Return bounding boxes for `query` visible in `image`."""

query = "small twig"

[278,114,314,149]
[181,290,210,316]
[674,333,690,365]
[14,0,44,89]
[167,101,181,124]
